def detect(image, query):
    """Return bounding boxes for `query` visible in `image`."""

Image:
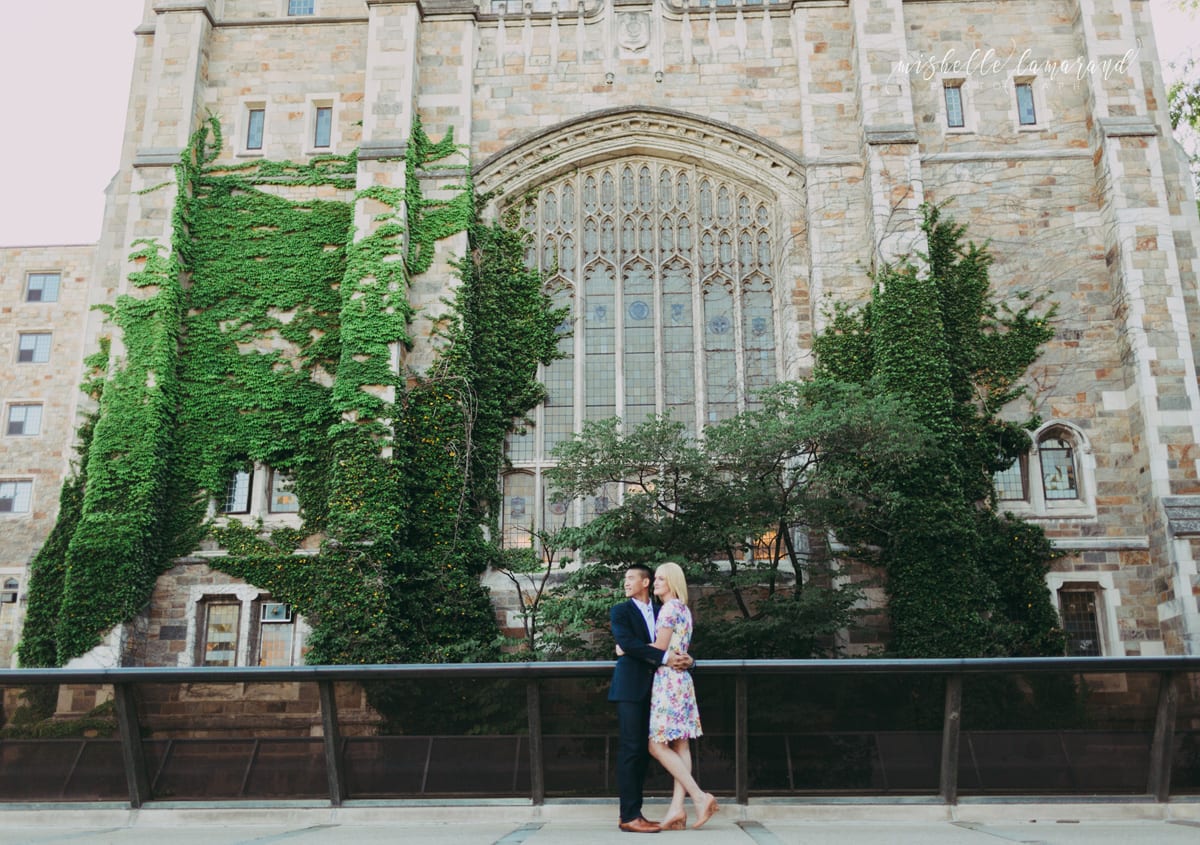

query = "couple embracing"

[609,562,720,833]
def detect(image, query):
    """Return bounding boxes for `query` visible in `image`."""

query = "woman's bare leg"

[648,739,704,804]
[667,740,689,820]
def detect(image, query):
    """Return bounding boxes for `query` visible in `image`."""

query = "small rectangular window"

[6,404,43,436]
[257,615,296,666]
[201,603,241,666]
[1016,82,1037,126]
[313,106,333,148]
[17,333,52,364]
[246,108,265,151]
[288,0,315,14]
[0,480,33,514]
[944,84,965,129]
[26,273,60,303]
[223,470,253,514]
[268,470,300,513]
[1059,590,1102,656]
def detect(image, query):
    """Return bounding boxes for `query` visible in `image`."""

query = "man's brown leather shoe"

[618,817,661,833]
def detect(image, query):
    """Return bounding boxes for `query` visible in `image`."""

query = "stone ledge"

[864,125,919,146]
[133,148,185,168]
[1099,117,1159,138]
[152,0,216,24]
[1163,496,1200,535]
[358,140,409,161]
[1049,536,1150,551]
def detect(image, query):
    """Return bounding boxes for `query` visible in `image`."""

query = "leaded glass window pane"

[1059,590,1101,656]
[223,470,252,514]
[201,603,241,667]
[1039,436,1078,500]
[502,472,535,548]
[993,456,1028,501]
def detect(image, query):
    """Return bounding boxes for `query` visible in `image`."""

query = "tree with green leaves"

[1164,2,1199,210]
[539,380,934,659]
[814,204,1065,657]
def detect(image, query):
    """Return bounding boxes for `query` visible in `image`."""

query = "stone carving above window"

[474,107,805,204]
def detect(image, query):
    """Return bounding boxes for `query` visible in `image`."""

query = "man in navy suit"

[609,564,693,833]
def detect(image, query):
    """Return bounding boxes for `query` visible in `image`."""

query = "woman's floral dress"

[649,598,703,743]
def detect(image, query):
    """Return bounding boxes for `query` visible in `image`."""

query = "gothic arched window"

[501,158,780,543]
[992,422,1093,517]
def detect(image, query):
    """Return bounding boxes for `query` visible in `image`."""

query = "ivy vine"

[19,114,559,669]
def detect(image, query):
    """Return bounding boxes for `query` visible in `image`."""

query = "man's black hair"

[626,563,653,579]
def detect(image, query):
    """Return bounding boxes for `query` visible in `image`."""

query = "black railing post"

[735,673,748,804]
[939,674,962,805]
[318,680,346,806]
[112,682,150,808]
[1147,670,1178,801]
[527,679,545,805]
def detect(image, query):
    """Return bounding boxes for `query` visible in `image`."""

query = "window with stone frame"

[313,105,333,148]
[6,403,43,436]
[17,333,52,364]
[216,464,302,520]
[25,272,60,303]
[943,82,966,129]
[1057,587,1103,656]
[1038,431,1079,501]
[1015,80,1038,126]
[246,108,266,151]
[993,424,1090,515]
[198,601,241,666]
[0,480,33,514]
[287,0,316,15]
[500,159,779,548]
[255,601,297,666]
[222,470,253,514]
[193,593,302,667]
[268,469,300,513]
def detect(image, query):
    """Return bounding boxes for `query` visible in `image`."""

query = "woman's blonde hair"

[656,561,688,605]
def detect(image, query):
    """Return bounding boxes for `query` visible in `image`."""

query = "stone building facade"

[2,0,1199,667]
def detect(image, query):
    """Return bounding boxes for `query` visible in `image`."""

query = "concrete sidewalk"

[1,801,1198,845]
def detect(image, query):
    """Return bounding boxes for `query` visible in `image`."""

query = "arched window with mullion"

[500,157,780,544]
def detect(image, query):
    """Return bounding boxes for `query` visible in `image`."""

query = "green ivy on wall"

[813,204,1064,658]
[19,115,559,669]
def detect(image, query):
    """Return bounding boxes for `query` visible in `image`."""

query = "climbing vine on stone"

[813,204,1064,658]
[19,115,559,668]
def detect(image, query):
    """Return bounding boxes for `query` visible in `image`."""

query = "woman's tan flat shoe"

[692,794,719,829]
[660,811,687,830]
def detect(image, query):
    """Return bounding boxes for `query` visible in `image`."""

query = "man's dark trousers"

[609,598,664,824]
[616,696,653,823]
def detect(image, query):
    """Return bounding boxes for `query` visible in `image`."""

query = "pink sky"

[0,0,1194,248]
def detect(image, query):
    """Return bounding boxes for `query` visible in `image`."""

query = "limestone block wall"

[0,245,95,668]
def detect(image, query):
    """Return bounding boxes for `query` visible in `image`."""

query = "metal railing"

[2,656,1198,807]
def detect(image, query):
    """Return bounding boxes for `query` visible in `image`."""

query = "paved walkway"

[1,802,1198,845]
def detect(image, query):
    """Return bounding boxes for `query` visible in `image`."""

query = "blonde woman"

[646,562,718,830]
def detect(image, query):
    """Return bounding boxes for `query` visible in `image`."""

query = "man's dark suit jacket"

[608,599,665,702]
